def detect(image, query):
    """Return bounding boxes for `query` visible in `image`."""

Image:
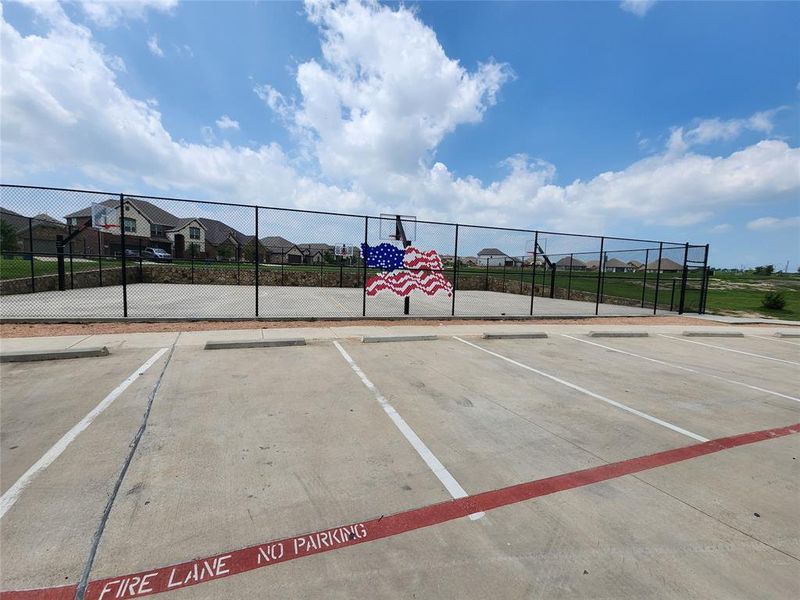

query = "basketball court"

[1,324,798,599]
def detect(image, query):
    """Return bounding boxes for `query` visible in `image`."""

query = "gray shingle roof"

[646,258,683,270]
[65,198,179,226]
[197,218,247,246]
[605,258,628,268]
[555,256,586,267]
[477,247,507,256]
[260,236,295,250]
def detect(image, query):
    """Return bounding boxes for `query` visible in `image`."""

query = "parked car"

[119,248,139,259]
[141,247,172,262]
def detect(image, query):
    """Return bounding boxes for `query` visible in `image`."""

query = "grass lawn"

[0,256,107,280]
[703,274,800,321]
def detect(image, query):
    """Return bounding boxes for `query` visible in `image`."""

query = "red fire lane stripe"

[3,423,797,600]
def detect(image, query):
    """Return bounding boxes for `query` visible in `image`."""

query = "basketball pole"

[395,215,411,315]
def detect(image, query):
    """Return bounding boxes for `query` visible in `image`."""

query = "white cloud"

[1,0,799,242]
[710,223,732,233]
[215,115,240,131]
[266,0,513,182]
[746,216,800,231]
[147,34,163,57]
[620,0,657,18]
[79,0,177,27]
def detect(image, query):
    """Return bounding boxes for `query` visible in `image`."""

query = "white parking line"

[752,335,800,348]
[659,335,800,366]
[0,348,170,520]
[453,336,708,442]
[561,335,800,404]
[333,341,484,520]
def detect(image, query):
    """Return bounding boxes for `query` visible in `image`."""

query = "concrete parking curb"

[361,335,438,343]
[682,331,744,338]
[0,346,109,363]
[776,332,800,338]
[204,339,306,350]
[588,332,648,338]
[482,332,548,339]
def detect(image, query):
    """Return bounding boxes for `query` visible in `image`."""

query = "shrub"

[762,291,786,310]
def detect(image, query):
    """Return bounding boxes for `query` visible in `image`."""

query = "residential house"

[627,260,643,271]
[477,248,519,267]
[585,260,600,270]
[645,258,683,273]
[297,243,335,264]
[604,258,630,273]
[196,218,249,261]
[260,236,304,264]
[555,256,587,271]
[1,207,66,254]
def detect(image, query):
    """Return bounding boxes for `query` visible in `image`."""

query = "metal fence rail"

[0,184,710,319]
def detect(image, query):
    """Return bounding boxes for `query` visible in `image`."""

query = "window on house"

[150,224,165,237]
[123,217,136,233]
[189,226,201,240]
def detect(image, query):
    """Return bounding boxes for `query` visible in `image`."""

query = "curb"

[588,332,648,338]
[0,346,109,363]
[361,335,438,343]
[682,331,744,338]
[204,339,306,350]
[482,332,548,339]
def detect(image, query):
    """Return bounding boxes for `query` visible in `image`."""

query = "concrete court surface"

[0,283,659,319]
[0,326,798,599]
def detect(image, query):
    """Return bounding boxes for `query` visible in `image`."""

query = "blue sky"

[1,0,798,268]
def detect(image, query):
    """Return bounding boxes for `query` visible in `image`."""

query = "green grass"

[703,274,800,321]
[0,256,108,280]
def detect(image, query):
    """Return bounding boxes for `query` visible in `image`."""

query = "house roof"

[605,258,628,268]
[297,243,334,255]
[585,260,600,268]
[65,198,180,226]
[627,260,643,267]
[168,217,205,232]
[555,256,586,267]
[260,236,295,250]
[1,207,64,232]
[196,218,247,246]
[646,258,683,270]
[477,248,507,256]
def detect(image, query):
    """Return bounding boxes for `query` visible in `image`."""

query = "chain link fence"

[0,184,710,319]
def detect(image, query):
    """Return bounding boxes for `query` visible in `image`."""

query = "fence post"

[281,247,285,285]
[670,279,676,311]
[28,217,35,292]
[594,237,605,316]
[56,234,66,291]
[190,242,195,285]
[451,224,459,316]
[502,262,506,293]
[362,217,368,317]
[255,207,259,317]
[236,243,241,285]
[98,229,103,287]
[529,231,539,315]
[69,239,74,289]
[640,249,649,308]
[678,242,690,314]
[567,254,573,300]
[138,238,143,282]
[120,194,128,316]
[653,242,663,314]
[549,264,556,299]
[339,256,343,288]
[700,244,710,314]
[485,258,489,291]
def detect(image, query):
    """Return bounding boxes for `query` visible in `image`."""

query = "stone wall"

[0,267,142,295]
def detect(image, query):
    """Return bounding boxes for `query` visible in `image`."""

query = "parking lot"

[1,325,798,599]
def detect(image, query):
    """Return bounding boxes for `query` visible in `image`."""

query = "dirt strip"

[0,316,727,338]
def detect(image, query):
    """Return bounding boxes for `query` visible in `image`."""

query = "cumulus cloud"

[620,0,657,18]
[266,0,513,181]
[79,0,177,27]
[746,216,800,231]
[147,34,163,57]
[1,0,799,240]
[216,115,240,131]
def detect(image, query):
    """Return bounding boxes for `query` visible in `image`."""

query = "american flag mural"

[361,243,453,297]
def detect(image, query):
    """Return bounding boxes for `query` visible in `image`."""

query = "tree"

[0,219,18,254]
[217,244,233,261]
[753,264,774,275]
